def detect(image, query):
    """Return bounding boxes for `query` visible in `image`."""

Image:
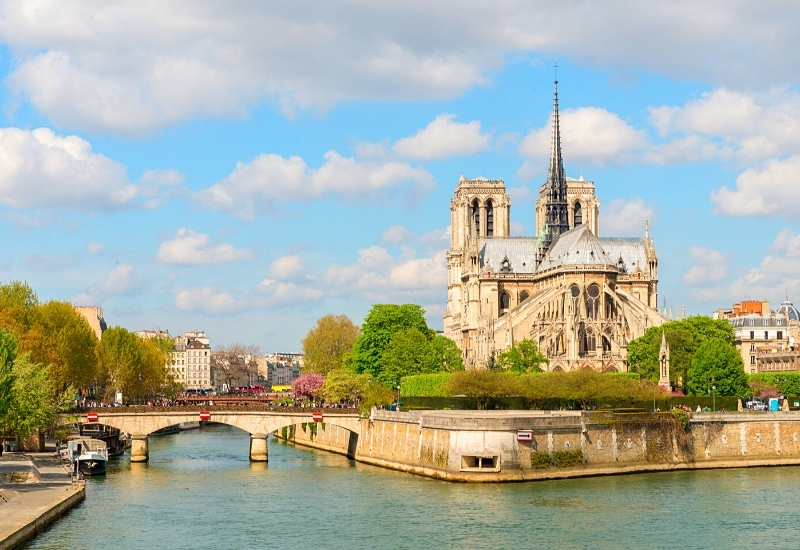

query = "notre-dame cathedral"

[443,80,665,372]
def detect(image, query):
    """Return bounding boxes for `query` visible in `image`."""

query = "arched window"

[574,202,583,226]
[472,200,480,236]
[520,291,530,303]
[500,292,510,313]
[578,329,586,353]
[603,335,612,352]
[585,284,600,319]
[486,200,494,236]
[586,330,596,352]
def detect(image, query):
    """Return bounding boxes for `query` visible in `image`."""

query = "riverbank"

[0,452,85,550]
[276,409,800,482]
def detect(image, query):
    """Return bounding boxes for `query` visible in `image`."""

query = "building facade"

[443,80,665,372]
[74,306,107,339]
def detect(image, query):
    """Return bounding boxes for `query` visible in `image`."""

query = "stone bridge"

[60,407,362,463]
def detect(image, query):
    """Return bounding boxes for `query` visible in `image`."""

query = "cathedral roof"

[479,238,538,274]
[598,238,649,274]
[537,224,613,271]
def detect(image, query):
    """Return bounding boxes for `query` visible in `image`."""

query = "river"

[23,424,800,549]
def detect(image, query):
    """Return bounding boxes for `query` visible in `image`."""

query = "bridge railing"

[63,405,361,415]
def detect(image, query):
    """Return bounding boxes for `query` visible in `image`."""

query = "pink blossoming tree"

[292,373,325,401]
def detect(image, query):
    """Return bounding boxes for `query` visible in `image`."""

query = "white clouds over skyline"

[156,228,255,265]
[392,114,491,160]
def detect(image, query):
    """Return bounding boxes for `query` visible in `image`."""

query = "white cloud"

[87,242,105,255]
[174,278,323,315]
[268,255,305,280]
[519,107,647,169]
[600,198,656,237]
[196,150,434,219]
[392,114,491,159]
[0,127,138,211]
[381,225,416,245]
[683,246,728,286]
[100,263,148,295]
[20,253,76,271]
[174,287,240,315]
[156,228,255,265]
[710,155,800,217]
[5,2,799,133]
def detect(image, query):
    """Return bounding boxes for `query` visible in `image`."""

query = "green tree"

[350,304,431,379]
[98,327,170,402]
[497,339,548,373]
[301,314,360,374]
[319,369,365,403]
[380,328,430,385]
[0,330,17,420]
[0,281,46,362]
[442,370,521,410]
[38,300,99,391]
[686,338,748,397]
[423,335,464,373]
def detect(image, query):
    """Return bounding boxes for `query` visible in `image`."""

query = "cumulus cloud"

[0,127,137,211]
[683,246,728,286]
[268,255,306,280]
[156,228,255,265]
[174,279,322,315]
[600,197,656,237]
[710,155,800,217]
[4,2,799,133]
[196,150,434,219]
[519,107,647,169]
[392,114,491,159]
[100,263,148,295]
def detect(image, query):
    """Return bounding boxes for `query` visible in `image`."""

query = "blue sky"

[0,1,798,352]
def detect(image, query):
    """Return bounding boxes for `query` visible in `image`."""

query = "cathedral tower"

[540,79,569,251]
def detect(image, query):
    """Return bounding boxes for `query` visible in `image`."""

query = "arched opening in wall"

[585,284,600,319]
[472,200,480,236]
[605,293,616,318]
[574,202,583,226]
[520,291,530,303]
[586,330,596,352]
[602,335,612,353]
[578,328,586,354]
[602,365,619,373]
[499,292,510,315]
[570,285,580,313]
[486,199,494,236]
[552,365,564,372]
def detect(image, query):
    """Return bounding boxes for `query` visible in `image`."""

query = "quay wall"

[276,410,800,482]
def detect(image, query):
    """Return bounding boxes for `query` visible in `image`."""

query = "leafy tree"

[291,373,325,400]
[0,330,18,420]
[98,327,143,400]
[686,338,748,397]
[749,372,800,397]
[442,370,521,410]
[380,328,430,385]
[301,314,360,375]
[423,335,464,373]
[497,339,548,373]
[358,379,396,415]
[38,300,99,391]
[400,373,452,397]
[0,281,46,361]
[350,304,431,379]
[319,369,365,403]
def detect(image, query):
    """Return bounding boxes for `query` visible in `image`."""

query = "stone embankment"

[0,452,84,550]
[276,409,800,482]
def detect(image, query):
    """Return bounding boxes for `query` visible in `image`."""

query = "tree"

[301,314,360,375]
[319,369,364,403]
[0,330,17,420]
[38,300,99,391]
[350,304,431,379]
[380,328,430,385]
[686,338,748,397]
[423,335,464,373]
[213,343,262,390]
[497,339,548,373]
[291,373,325,401]
[0,281,46,362]
[98,327,144,401]
[442,370,520,410]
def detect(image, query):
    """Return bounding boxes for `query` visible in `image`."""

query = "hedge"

[401,373,452,397]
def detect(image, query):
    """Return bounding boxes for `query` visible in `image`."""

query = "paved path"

[0,452,84,550]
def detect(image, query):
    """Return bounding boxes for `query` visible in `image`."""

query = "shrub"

[671,408,689,429]
[553,450,583,468]
[401,373,452,397]
[531,452,551,469]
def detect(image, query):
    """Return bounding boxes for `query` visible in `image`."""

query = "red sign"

[199,411,211,421]
[312,412,323,422]
[86,412,98,423]
[516,430,533,442]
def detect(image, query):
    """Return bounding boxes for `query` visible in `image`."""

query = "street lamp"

[396,382,402,412]
[712,385,716,412]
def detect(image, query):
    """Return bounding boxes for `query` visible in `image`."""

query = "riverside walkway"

[61,406,362,462]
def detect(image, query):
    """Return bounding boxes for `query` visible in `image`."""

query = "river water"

[24,424,800,549]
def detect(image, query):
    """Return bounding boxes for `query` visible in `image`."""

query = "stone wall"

[277,410,800,482]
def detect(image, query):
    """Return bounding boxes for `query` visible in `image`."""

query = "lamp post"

[396,382,402,412]
[712,385,716,412]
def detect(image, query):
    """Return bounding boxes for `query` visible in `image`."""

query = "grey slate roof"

[537,225,613,271]
[479,238,538,273]
[598,238,648,274]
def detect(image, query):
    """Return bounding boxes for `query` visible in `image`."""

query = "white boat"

[63,437,108,476]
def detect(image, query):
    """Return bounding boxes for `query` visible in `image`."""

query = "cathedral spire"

[540,74,570,253]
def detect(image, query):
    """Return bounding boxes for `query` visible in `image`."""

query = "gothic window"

[486,200,494,236]
[500,292,510,313]
[586,330,596,352]
[578,329,586,353]
[472,200,480,236]
[585,284,600,319]
[574,202,583,226]
[602,335,612,352]
[520,291,530,303]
